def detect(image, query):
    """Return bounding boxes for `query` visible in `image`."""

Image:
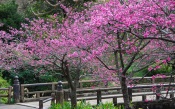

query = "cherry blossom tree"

[65,0,175,108]
[0,15,92,107]
[0,0,174,109]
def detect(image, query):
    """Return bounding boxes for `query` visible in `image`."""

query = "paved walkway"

[0,104,36,109]
[0,95,162,109]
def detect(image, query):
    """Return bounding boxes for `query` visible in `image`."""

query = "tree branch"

[130,29,175,43]
[117,32,125,69]
[31,7,54,16]
[45,0,62,7]
[96,56,116,71]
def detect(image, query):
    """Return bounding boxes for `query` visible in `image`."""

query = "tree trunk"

[120,75,131,109]
[70,88,77,109]
[62,60,78,108]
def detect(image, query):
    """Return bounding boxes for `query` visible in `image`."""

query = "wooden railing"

[0,75,173,108]
[20,82,67,102]
[64,83,175,105]
[37,81,175,108]
[20,75,175,102]
[0,86,12,104]
[20,79,109,102]
[0,75,173,106]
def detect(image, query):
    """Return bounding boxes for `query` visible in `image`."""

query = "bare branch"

[130,29,175,43]
[45,0,62,7]
[96,56,116,71]
[31,7,54,16]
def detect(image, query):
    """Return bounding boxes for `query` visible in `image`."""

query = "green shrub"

[96,102,120,109]
[2,67,62,85]
[49,101,123,109]
[147,64,172,76]
[134,64,172,77]
[1,66,63,96]
[0,76,10,103]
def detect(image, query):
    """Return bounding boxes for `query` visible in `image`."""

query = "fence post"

[152,78,155,84]
[39,99,43,109]
[52,83,55,92]
[13,76,20,103]
[36,92,40,100]
[56,81,64,104]
[142,95,146,101]
[8,86,12,104]
[170,91,174,98]
[97,90,101,105]
[20,85,24,102]
[51,93,55,104]
[128,88,132,101]
[113,97,117,106]
[79,82,83,88]
[156,86,161,100]
[64,90,69,101]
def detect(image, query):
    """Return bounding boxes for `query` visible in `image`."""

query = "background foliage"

[0,0,24,32]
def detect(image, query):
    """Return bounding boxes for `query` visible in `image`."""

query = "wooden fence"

[73,83,175,105]
[20,75,175,102]
[1,75,174,104]
[38,81,175,109]
[21,76,174,102]
[0,86,12,103]
[20,79,111,102]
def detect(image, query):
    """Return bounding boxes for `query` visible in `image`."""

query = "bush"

[134,64,172,77]
[49,101,123,109]
[1,67,62,85]
[147,64,172,76]
[0,76,10,103]
[1,66,63,96]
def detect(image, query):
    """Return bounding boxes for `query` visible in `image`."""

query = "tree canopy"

[0,0,174,109]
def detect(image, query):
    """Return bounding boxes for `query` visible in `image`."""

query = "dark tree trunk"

[70,88,77,108]
[114,50,131,109]
[120,75,131,109]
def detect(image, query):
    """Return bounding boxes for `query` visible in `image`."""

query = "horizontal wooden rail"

[21,82,65,87]
[0,88,9,90]
[25,90,54,94]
